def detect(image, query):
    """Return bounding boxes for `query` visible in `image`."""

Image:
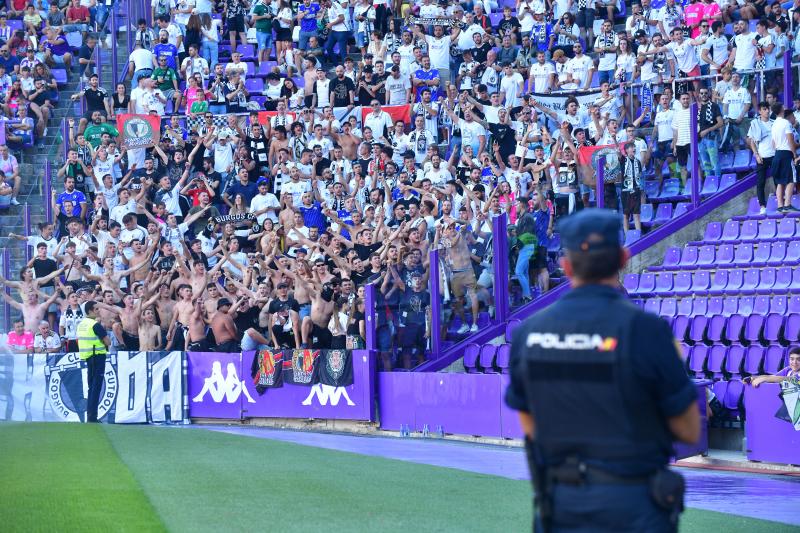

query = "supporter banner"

[779,380,800,431]
[361,104,411,127]
[208,212,261,232]
[530,90,602,116]
[117,114,161,149]
[284,349,320,385]
[0,351,188,424]
[577,144,621,185]
[188,350,375,421]
[314,349,353,388]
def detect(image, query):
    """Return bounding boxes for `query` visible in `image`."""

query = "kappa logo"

[526,333,618,351]
[193,361,255,404]
[46,352,118,421]
[302,384,355,407]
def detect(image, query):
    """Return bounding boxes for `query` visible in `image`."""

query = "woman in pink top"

[684,0,705,38]
[183,75,210,117]
[701,0,722,34]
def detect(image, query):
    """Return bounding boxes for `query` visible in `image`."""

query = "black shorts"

[227,14,246,33]
[187,339,208,352]
[772,150,797,185]
[121,330,140,351]
[532,246,548,270]
[311,323,332,349]
[65,339,78,353]
[275,27,292,42]
[575,8,595,28]
[214,339,240,353]
[603,183,618,211]
[676,145,690,166]
[621,190,642,216]
[398,323,425,349]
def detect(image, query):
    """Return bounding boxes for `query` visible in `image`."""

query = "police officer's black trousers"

[85,353,107,423]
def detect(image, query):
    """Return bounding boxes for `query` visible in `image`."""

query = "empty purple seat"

[678,246,699,269]
[709,270,729,296]
[640,203,655,226]
[725,315,746,344]
[652,203,673,226]
[763,314,785,344]
[708,297,723,315]
[789,296,800,314]
[696,245,716,267]
[743,315,765,344]
[707,345,727,379]
[659,178,682,199]
[738,296,755,315]
[733,150,752,170]
[723,380,744,414]
[673,315,690,341]
[767,241,788,265]
[237,44,256,58]
[719,173,737,190]
[755,268,776,295]
[757,219,778,241]
[697,222,722,245]
[701,175,720,196]
[744,346,765,375]
[689,316,708,343]
[766,196,780,217]
[650,247,681,272]
[677,298,693,317]
[624,230,641,246]
[733,244,754,267]
[463,344,480,373]
[634,273,656,295]
[722,297,739,317]
[679,343,692,362]
[688,345,708,376]
[753,295,771,315]
[673,272,692,296]
[245,78,264,93]
[771,295,788,314]
[740,268,760,294]
[673,202,690,218]
[715,244,735,267]
[725,345,746,378]
[505,319,521,341]
[660,298,677,317]
[725,269,744,292]
[720,220,740,242]
[751,244,771,267]
[784,241,800,264]
[690,297,708,317]
[739,219,759,242]
[496,344,511,373]
[479,345,497,373]
[623,274,639,294]
[790,269,800,293]
[764,346,785,373]
[644,298,661,315]
[691,271,711,295]
[654,272,674,295]
[706,315,727,344]
[784,314,800,343]
[777,218,797,240]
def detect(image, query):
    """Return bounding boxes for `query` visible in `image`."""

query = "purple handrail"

[44,160,53,223]
[492,213,509,323]
[364,282,376,352]
[23,203,31,263]
[428,248,441,360]
[62,118,69,160]
[596,156,606,209]
[690,102,700,209]
[784,50,793,109]
[111,7,118,84]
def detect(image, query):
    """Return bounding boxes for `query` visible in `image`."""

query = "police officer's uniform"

[505,209,698,533]
[76,313,109,423]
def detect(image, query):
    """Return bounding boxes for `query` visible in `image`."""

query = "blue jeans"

[257,30,273,55]
[598,69,615,84]
[202,40,219,69]
[323,30,349,66]
[95,5,110,31]
[515,243,537,299]
[699,132,721,178]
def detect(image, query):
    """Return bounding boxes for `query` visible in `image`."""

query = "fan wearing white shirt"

[770,103,800,212]
[564,43,594,90]
[499,63,524,107]
[722,72,750,151]
[528,51,555,93]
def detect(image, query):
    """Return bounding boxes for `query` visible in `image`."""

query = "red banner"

[360,104,411,125]
[257,111,297,126]
[116,113,161,150]
[577,144,622,185]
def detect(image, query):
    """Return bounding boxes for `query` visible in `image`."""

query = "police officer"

[505,209,700,532]
[76,301,111,423]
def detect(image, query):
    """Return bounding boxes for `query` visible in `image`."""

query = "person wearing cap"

[268,282,302,348]
[506,208,700,532]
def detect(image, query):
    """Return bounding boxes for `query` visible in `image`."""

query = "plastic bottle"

[422,424,430,437]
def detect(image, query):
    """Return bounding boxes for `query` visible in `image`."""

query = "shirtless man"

[295,275,339,349]
[176,258,227,300]
[435,222,480,333]
[167,284,195,350]
[210,297,240,352]
[138,307,163,350]
[1,290,60,333]
[331,121,361,160]
[203,282,222,315]
[153,283,176,335]
[96,293,146,350]
[123,238,159,284]
[0,264,65,301]
[186,297,209,352]
[55,240,87,286]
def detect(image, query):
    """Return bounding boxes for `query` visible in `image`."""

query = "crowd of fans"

[0,0,795,370]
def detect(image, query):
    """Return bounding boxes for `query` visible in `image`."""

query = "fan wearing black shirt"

[397,272,430,369]
[356,67,382,106]
[72,74,110,134]
[246,122,270,177]
[329,65,356,109]
[268,282,301,348]
[496,7,521,44]
[372,61,388,103]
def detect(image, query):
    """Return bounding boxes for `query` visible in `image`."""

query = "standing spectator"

[397,271,430,369]
[514,195,538,303]
[748,102,776,215]
[324,0,351,68]
[671,92,693,186]
[697,87,724,180]
[253,0,275,64]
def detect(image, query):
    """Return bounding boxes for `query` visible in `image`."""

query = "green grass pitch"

[0,423,794,532]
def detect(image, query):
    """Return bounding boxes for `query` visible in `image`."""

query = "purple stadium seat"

[644,298,661,315]
[660,298,677,317]
[654,272,674,295]
[660,178,682,199]
[725,345,746,378]
[738,296,755,315]
[673,272,692,296]
[691,297,708,317]
[237,44,256,59]
[751,243,771,266]
[743,315,765,345]
[650,247,681,272]
[707,345,727,379]
[677,298,693,317]
[708,297,723,315]
[678,246,699,269]
[785,241,800,264]
[706,315,727,344]
[696,222,722,245]
[673,202,690,218]
[732,243,754,266]
[701,175,720,196]
[624,230,641,246]
[757,219,778,241]
[771,295,788,315]
[709,270,729,296]
[723,380,744,414]
[767,241,788,265]
[505,319,521,341]
[789,296,800,314]
[623,274,639,294]
[765,196,781,218]
[257,61,278,76]
[644,181,660,200]
[719,173,738,190]
[720,220,740,242]
[53,69,68,85]
[696,245,716,267]
[652,203,673,226]
[755,268,776,295]
[479,345,497,373]
[764,346,785,373]
[688,345,708,376]
[634,273,656,295]
[725,269,744,292]
[740,197,761,219]
[640,203,655,227]
[784,314,800,344]
[790,268,800,292]
[689,316,708,344]
[774,267,792,290]
[463,344,480,373]
[725,315,746,344]
[763,314,784,344]
[673,315,690,341]
[739,219,759,242]
[691,271,711,295]
[753,295,771,315]
[722,297,739,317]
[777,218,797,240]
[489,12,504,25]
[496,344,511,374]
[744,346,765,375]
[245,78,264,93]
[740,268,760,294]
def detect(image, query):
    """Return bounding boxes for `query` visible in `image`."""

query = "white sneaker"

[488,305,495,318]
[759,207,767,215]
[10,198,19,205]
[469,324,479,333]
[456,324,469,335]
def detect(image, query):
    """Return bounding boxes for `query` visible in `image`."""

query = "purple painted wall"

[744,384,800,464]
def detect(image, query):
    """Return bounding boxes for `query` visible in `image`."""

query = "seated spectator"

[7,319,33,353]
[33,320,62,353]
[747,348,800,386]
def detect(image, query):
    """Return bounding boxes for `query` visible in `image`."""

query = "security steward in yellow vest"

[505,209,701,533]
[76,301,111,423]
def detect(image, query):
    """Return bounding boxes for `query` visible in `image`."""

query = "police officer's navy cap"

[558,209,622,252]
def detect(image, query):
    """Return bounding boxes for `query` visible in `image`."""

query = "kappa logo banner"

[0,351,188,424]
[116,114,161,150]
